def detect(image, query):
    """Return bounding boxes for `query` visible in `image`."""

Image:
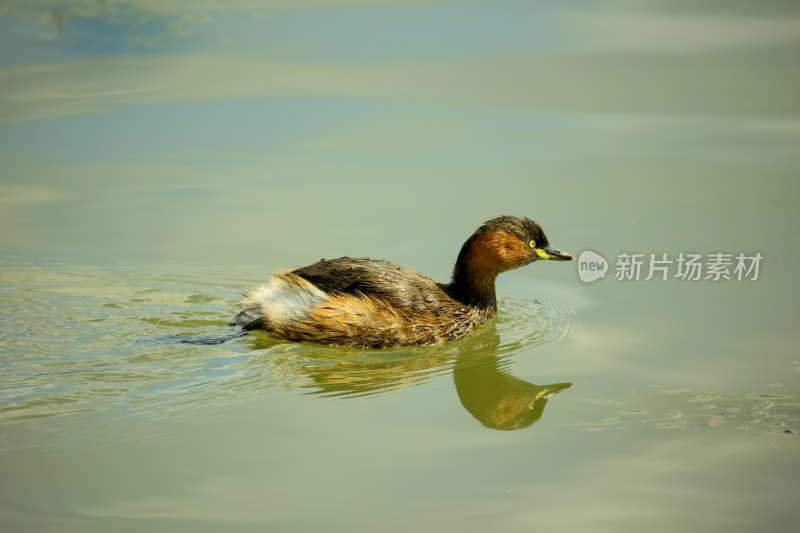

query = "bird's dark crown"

[476,216,550,249]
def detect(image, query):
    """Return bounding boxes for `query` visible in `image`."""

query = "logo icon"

[578,250,608,283]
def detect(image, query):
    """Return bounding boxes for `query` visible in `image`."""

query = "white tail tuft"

[236,273,327,329]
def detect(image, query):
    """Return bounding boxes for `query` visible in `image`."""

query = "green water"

[1,1,799,531]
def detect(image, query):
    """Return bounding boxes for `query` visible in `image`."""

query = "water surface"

[1,1,799,531]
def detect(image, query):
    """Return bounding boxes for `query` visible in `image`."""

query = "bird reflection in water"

[250,317,572,431]
[452,334,571,430]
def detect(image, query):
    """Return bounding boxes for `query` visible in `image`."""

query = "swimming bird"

[233,216,573,347]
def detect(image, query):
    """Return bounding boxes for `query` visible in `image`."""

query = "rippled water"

[0,260,577,432]
[4,259,795,444]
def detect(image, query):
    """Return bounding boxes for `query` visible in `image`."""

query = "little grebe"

[233,216,573,348]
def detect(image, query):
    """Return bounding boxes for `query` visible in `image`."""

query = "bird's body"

[234,216,572,348]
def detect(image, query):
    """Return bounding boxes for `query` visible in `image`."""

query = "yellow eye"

[529,240,536,248]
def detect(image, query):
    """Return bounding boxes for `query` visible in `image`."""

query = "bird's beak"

[535,246,574,261]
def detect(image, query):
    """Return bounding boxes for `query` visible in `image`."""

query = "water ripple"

[0,261,579,427]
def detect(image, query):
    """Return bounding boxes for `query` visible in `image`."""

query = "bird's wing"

[292,257,448,312]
